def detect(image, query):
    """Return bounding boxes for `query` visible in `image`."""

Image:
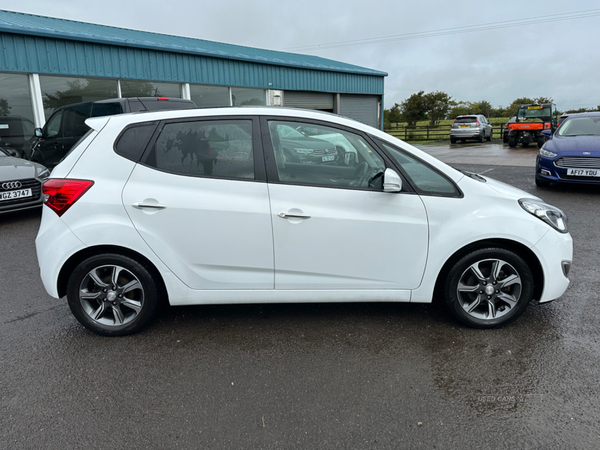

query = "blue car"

[535,112,600,186]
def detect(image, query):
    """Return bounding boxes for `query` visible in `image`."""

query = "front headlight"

[38,168,51,179]
[519,198,568,233]
[539,148,557,158]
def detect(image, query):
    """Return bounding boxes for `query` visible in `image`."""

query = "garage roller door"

[283,91,333,111]
[340,94,380,128]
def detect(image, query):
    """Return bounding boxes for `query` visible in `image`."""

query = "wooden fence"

[385,122,507,142]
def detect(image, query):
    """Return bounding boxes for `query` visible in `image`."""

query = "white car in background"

[35,107,572,336]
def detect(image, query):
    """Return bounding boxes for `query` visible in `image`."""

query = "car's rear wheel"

[477,134,484,143]
[507,136,517,148]
[443,248,533,328]
[450,137,456,144]
[67,254,161,336]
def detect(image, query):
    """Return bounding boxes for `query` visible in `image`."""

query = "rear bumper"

[451,128,482,138]
[35,208,85,298]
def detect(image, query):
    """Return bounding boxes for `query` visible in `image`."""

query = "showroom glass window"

[148,119,254,180]
[39,76,118,119]
[120,80,181,99]
[0,73,36,124]
[231,88,266,106]
[0,73,36,156]
[268,120,386,190]
[190,85,231,108]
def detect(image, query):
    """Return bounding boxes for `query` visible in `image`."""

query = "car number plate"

[459,125,470,128]
[322,155,335,162]
[567,168,600,177]
[0,188,32,201]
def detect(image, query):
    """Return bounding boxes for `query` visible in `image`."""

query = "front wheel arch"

[433,239,544,306]
[57,245,169,307]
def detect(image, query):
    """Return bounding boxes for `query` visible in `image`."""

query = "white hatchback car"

[35,107,572,336]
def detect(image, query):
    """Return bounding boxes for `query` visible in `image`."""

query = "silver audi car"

[0,147,50,214]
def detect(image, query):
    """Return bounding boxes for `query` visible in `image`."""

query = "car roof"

[563,111,600,118]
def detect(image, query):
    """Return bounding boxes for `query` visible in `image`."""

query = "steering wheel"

[349,162,369,187]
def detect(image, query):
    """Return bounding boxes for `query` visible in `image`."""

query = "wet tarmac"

[1,146,599,449]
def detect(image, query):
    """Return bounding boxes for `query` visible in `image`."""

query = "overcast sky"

[1,0,599,110]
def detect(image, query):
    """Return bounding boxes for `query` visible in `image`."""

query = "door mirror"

[541,129,553,139]
[34,128,43,138]
[383,168,402,192]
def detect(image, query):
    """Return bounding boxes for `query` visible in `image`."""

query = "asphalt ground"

[1,144,599,449]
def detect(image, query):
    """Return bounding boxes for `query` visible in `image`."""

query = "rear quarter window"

[114,122,158,162]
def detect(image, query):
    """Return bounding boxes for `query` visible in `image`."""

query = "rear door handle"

[133,202,167,210]
[278,212,311,219]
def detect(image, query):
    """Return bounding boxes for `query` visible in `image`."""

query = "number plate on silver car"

[0,188,32,201]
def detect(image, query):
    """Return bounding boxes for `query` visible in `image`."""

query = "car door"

[262,118,429,291]
[122,116,275,290]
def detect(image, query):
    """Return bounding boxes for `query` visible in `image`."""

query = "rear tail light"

[42,179,94,217]
[475,119,481,126]
[544,123,551,129]
[157,97,169,101]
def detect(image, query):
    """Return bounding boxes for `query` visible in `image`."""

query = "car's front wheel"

[66,254,161,336]
[443,248,533,328]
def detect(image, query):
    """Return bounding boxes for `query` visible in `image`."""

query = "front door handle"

[278,212,311,219]
[133,202,167,210]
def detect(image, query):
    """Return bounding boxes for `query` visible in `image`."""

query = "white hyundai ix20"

[35,107,572,336]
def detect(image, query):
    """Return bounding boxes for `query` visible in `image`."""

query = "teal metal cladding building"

[0,10,387,129]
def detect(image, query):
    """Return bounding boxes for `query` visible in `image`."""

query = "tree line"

[384,91,600,127]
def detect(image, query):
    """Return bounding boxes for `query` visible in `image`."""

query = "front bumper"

[533,228,572,303]
[536,155,600,184]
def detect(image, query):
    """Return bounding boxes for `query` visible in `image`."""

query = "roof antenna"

[120,78,149,112]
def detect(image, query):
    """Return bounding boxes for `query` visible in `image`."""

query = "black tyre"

[450,137,457,144]
[67,254,161,336]
[477,134,484,143]
[507,136,517,148]
[486,132,492,142]
[443,248,534,328]
[537,137,545,148]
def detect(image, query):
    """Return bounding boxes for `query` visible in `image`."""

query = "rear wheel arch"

[57,245,169,306]
[433,238,544,304]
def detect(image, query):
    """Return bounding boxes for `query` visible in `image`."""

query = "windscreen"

[557,116,600,136]
[517,105,551,121]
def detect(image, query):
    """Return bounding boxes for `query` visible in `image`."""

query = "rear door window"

[143,119,255,180]
[62,103,92,138]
